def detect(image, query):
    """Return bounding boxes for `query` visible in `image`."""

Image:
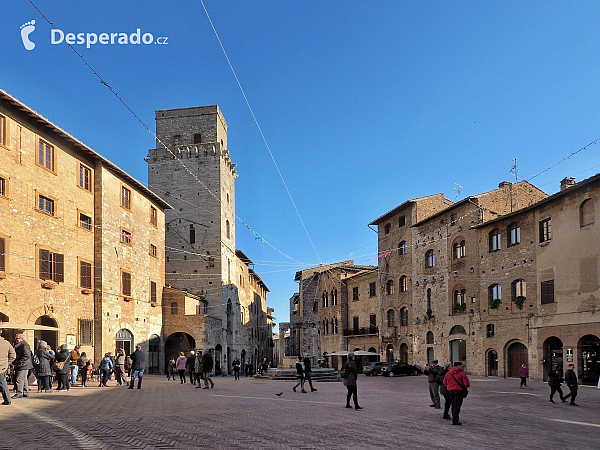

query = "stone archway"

[578,334,600,386]
[486,349,498,376]
[164,332,196,373]
[35,315,59,351]
[148,334,160,374]
[543,336,563,380]
[506,342,528,378]
[386,344,394,362]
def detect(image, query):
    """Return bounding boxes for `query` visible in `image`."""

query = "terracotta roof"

[369,194,451,226]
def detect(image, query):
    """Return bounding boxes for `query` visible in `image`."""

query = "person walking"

[519,364,529,389]
[113,349,126,385]
[69,345,81,386]
[201,350,215,389]
[34,340,52,392]
[232,357,241,381]
[167,358,176,381]
[293,355,306,393]
[548,369,565,403]
[186,351,197,385]
[342,352,362,409]
[77,352,90,387]
[194,351,204,388]
[438,363,452,420]
[0,330,16,405]
[99,353,113,387]
[443,362,470,425]
[128,344,146,389]
[176,351,188,384]
[303,354,317,392]
[424,359,442,409]
[13,333,34,398]
[563,364,579,406]
[55,345,71,391]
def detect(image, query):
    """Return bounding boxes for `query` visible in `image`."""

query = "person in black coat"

[201,350,215,389]
[13,334,34,398]
[128,345,146,389]
[34,340,52,392]
[548,369,564,403]
[55,345,71,391]
[343,352,362,410]
[563,364,579,406]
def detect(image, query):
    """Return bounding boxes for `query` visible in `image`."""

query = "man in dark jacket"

[186,351,197,385]
[0,330,16,405]
[343,352,362,409]
[548,369,565,403]
[424,359,442,408]
[55,344,71,391]
[303,354,317,392]
[563,364,579,406]
[201,350,215,389]
[13,334,34,398]
[128,345,146,389]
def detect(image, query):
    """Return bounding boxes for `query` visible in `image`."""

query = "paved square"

[0,374,598,449]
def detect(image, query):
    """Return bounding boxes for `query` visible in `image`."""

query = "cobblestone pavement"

[0,373,598,449]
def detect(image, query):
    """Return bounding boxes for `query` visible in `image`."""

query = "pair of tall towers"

[148,105,237,324]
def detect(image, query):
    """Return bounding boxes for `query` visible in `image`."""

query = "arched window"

[508,223,521,246]
[400,307,408,326]
[313,301,318,312]
[193,133,202,144]
[453,240,466,259]
[170,302,179,314]
[226,299,233,330]
[387,309,395,327]
[384,223,391,234]
[425,249,435,268]
[398,241,407,255]
[486,324,495,338]
[322,320,327,336]
[386,280,394,295]
[489,284,502,303]
[399,276,408,292]
[325,320,329,335]
[489,229,501,252]
[450,325,466,335]
[189,225,195,244]
[427,288,432,311]
[426,331,434,344]
[580,198,595,227]
[334,317,338,335]
[453,288,466,305]
[226,220,230,239]
[331,318,335,335]
[511,279,526,300]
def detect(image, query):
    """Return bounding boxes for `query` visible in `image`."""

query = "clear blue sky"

[4,1,600,330]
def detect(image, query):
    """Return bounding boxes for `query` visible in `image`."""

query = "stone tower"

[147,105,238,326]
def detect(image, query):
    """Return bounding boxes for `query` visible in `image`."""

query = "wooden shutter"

[0,237,5,272]
[150,281,157,305]
[80,261,92,289]
[122,271,131,296]
[54,253,64,283]
[39,249,50,280]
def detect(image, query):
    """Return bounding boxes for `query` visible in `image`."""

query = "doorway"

[34,315,58,351]
[450,339,466,367]
[487,349,498,376]
[427,347,434,365]
[386,344,394,362]
[148,334,160,373]
[115,329,133,356]
[543,336,563,380]
[215,344,222,375]
[507,342,528,378]
[578,334,600,386]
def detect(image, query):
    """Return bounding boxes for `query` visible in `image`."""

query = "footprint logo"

[20,20,36,50]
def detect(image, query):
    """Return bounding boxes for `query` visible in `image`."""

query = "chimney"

[560,177,576,192]
[498,181,511,189]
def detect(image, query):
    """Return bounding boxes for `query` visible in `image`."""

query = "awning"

[327,350,378,357]
[0,322,60,331]
[328,351,350,356]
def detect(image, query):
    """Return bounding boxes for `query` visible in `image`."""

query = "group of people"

[548,364,579,405]
[0,329,148,406]
[424,360,471,425]
[293,354,318,394]
[166,349,215,389]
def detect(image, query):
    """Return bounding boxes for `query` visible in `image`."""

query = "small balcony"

[343,326,378,337]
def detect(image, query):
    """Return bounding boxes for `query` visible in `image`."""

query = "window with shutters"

[369,282,376,297]
[0,176,6,197]
[425,249,435,268]
[0,236,6,274]
[398,215,406,227]
[78,319,93,345]
[0,114,6,146]
[539,218,551,243]
[149,244,157,258]
[400,307,408,326]
[121,186,131,210]
[39,249,64,282]
[352,286,359,301]
[78,164,92,191]
[580,199,595,227]
[121,229,132,245]
[38,194,55,216]
[121,270,132,297]
[541,280,555,304]
[399,275,408,292]
[150,206,158,227]
[399,241,408,255]
[37,139,54,172]
[80,260,92,289]
[489,229,501,252]
[508,223,520,246]
[150,280,157,306]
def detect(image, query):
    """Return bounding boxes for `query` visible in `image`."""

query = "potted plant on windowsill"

[81,288,93,295]
[41,281,56,289]
[453,302,466,314]
[514,296,526,309]
[489,298,502,309]
[123,296,133,302]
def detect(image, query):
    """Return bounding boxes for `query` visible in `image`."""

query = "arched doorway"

[164,332,196,373]
[543,336,563,380]
[386,344,394,362]
[215,344,222,375]
[116,329,133,356]
[507,342,528,378]
[241,349,246,371]
[450,339,466,367]
[35,315,58,351]
[399,343,408,363]
[368,347,378,363]
[427,348,434,365]
[148,334,160,373]
[487,349,498,376]
[578,334,600,386]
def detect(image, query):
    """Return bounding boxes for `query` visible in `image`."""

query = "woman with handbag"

[443,362,470,426]
[54,344,71,391]
[34,340,52,392]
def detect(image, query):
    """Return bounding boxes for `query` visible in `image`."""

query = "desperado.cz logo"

[20,20,168,50]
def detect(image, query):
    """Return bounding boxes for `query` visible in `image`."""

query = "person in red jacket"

[443,362,470,425]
